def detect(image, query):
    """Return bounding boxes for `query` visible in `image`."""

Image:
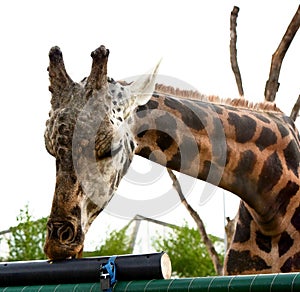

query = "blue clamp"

[100,256,117,292]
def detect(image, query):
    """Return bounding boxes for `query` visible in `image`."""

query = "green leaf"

[5,204,47,261]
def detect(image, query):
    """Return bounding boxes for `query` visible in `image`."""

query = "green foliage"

[0,237,4,262]
[152,222,224,277]
[7,204,47,261]
[83,225,133,257]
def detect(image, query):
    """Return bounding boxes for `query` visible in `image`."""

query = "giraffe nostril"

[47,220,77,244]
[58,224,75,244]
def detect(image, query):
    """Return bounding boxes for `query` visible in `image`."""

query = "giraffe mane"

[155,83,208,100]
[154,83,282,113]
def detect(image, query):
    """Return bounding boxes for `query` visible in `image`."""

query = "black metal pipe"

[0,252,171,286]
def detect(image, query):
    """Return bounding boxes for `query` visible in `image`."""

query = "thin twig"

[265,5,300,101]
[167,169,223,275]
[290,94,300,121]
[230,6,244,97]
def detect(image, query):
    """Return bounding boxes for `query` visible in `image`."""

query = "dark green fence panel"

[0,283,98,292]
[115,273,300,291]
[1,273,300,291]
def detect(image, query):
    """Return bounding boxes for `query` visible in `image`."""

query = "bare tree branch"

[290,94,300,121]
[265,5,300,102]
[167,169,223,275]
[230,6,244,98]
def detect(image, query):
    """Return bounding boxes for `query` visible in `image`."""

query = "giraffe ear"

[130,60,161,106]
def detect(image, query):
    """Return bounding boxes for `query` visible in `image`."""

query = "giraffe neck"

[225,201,300,274]
[133,91,300,235]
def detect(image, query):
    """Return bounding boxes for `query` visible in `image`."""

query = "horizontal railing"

[1,273,300,291]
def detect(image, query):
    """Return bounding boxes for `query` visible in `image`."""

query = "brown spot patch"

[278,231,294,257]
[226,249,271,274]
[281,252,300,273]
[233,203,252,243]
[257,151,282,194]
[234,150,256,176]
[291,205,300,230]
[255,230,272,253]
[283,140,299,177]
[255,127,277,151]
[228,113,257,143]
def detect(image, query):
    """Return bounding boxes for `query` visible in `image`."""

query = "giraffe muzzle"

[44,220,84,260]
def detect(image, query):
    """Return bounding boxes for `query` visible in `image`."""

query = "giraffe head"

[44,45,159,259]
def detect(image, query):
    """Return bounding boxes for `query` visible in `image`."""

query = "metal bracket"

[100,256,117,292]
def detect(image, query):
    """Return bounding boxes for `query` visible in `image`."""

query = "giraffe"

[133,85,300,275]
[43,45,300,275]
[43,45,159,259]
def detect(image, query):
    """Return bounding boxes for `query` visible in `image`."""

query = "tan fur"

[155,83,281,113]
